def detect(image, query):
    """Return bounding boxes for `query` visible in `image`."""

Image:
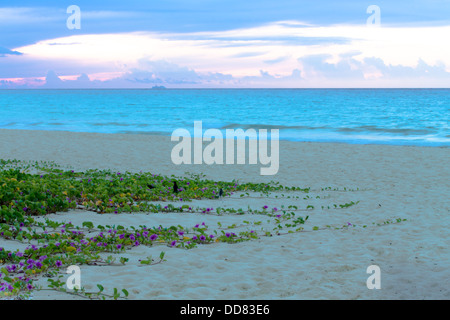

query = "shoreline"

[1,127,448,149]
[1,128,449,300]
[1,128,448,185]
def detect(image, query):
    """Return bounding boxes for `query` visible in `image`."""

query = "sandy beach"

[0,128,449,300]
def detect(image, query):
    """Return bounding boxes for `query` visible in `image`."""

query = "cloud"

[118,60,241,87]
[0,47,23,57]
[263,56,289,65]
[2,20,450,88]
[362,57,450,79]
[123,60,201,85]
[0,7,61,25]
[231,52,267,58]
[298,54,365,79]
[40,70,105,88]
[297,53,450,86]
[4,53,450,89]
[43,70,64,87]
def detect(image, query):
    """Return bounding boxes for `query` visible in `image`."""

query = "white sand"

[1,129,449,300]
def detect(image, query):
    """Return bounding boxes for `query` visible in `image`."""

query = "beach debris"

[215,188,224,199]
[173,181,179,193]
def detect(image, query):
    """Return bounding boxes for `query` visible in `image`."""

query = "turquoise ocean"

[0,89,449,146]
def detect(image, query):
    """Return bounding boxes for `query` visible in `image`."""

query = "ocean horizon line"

[2,87,450,90]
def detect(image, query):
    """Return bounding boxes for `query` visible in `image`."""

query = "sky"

[1,0,450,88]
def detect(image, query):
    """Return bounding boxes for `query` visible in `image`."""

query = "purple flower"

[192,235,198,240]
[116,244,122,249]
[178,231,184,236]
[27,283,33,290]
[134,241,140,246]
[171,240,177,247]
[199,235,206,241]
[150,234,158,241]
[119,234,125,239]
[55,260,62,267]
[263,205,268,209]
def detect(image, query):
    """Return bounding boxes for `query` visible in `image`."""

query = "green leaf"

[82,221,94,229]
[3,230,12,237]
[97,284,104,292]
[122,289,129,297]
